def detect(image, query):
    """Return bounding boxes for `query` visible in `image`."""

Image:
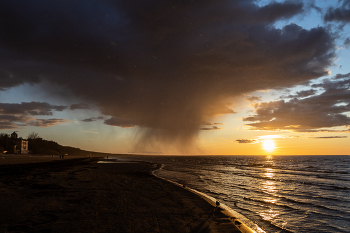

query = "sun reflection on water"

[262,180,277,193]
[259,209,280,221]
[264,168,274,179]
[259,161,281,223]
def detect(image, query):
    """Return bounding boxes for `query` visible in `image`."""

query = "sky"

[0,0,350,155]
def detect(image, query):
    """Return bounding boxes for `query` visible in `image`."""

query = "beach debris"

[234,220,242,225]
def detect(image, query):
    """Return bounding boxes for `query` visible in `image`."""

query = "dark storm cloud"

[244,75,350,131]
[0,65,41,91]
[324,0,350,23]
[70,103,91,110]
[236,139,258,144]
[0,0,337,150]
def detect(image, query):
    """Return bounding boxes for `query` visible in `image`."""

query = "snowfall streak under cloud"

[0,0,350,153]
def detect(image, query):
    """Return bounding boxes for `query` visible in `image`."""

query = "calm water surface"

[119,155,350,233]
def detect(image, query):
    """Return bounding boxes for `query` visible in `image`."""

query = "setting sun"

[263,139,275,152]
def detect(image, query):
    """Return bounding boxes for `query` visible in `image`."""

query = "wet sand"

[0,156,243,233]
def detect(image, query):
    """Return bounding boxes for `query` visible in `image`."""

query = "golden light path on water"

[258,155,288,229]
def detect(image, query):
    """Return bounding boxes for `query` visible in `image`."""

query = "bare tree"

[27,132,40,140]
[0,133,9,139]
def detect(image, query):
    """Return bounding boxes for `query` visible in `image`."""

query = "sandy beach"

[0,156,245,233]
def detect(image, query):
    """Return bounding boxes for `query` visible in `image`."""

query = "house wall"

[13,140,28,154]
[21,141,28,154]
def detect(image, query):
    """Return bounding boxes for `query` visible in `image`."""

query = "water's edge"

[110,155,350,233]
[152,164,266,233]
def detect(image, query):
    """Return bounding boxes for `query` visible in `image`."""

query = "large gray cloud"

[70,103,91,110]
[324,0,350,23]
[236,139,258,144]
[0,69,40,91]
[310,136,348,139]
[199,125,222,131]
[82,116,105,122]
[29,119,69,128]
[244,73,350,131]
[0,0,338,150]
[104,117,137,128]
[0,102,67,115]
[0,102,69,129]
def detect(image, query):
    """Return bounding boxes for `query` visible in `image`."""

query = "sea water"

[120,155,350,233]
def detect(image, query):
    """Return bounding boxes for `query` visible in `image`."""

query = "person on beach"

[214,201,222,215]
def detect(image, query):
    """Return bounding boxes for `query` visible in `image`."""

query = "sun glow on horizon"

[263,139,276,152]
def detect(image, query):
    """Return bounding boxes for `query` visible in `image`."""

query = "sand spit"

[0,154,84,165]
[0,157,250,232]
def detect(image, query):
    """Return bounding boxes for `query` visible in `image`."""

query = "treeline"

[0,133,10,153]
[27,137,95,156]
[0,132,110,157]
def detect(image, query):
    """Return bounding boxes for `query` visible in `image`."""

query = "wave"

[129,155,350,233]
[198,168,350,191]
